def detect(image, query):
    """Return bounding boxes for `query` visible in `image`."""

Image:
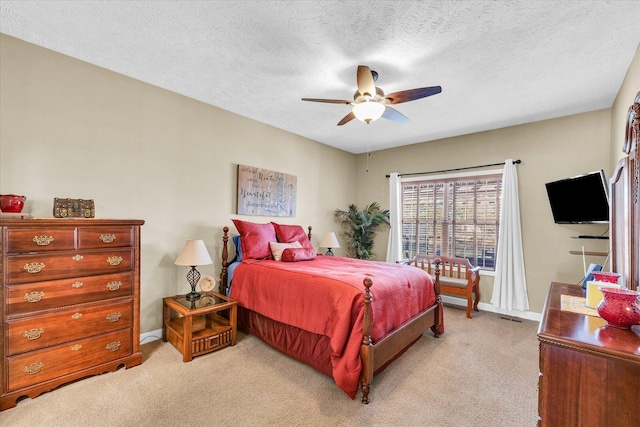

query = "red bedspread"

[230,256,437,398]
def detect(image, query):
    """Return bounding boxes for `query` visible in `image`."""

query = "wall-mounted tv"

[545,170,609,224]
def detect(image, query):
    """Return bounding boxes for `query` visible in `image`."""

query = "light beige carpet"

[0,305,539,427]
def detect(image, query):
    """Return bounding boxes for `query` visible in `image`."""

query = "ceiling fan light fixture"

[352,101,385,124]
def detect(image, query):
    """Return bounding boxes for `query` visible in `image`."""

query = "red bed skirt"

[238,306,333,377]
[238,305,438,389]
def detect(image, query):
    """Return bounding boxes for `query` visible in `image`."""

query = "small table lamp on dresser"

[320,232,340,256]
[175,239,213,301]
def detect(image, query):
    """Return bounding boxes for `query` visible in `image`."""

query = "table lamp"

[175,239,213,301]
[319,232,340,256]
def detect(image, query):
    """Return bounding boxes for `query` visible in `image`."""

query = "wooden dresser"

[537,282,640,426]
[0,218,144,410]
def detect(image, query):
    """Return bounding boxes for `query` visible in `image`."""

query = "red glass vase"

[591,271,621,284]
[596,287,640,329]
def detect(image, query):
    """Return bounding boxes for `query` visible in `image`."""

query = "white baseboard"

[441,295,542,322]
[140,328,163,344]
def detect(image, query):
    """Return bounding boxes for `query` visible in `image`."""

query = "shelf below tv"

[569,250,608,257]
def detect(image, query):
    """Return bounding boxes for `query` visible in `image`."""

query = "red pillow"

[281,248,317,262]
[271,222,315,251]
[232,219,277,260]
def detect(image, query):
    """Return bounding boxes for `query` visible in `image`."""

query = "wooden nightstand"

[162,291,237,362]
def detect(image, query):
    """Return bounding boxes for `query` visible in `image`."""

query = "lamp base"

[185,266,202,301]
[325,248,334,256]
[185,291,201,301]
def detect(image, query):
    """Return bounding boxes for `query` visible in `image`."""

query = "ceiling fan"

[302,65,441,126]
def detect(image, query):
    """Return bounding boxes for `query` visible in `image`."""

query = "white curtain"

[386,172,403,263]
[491,160,529,311]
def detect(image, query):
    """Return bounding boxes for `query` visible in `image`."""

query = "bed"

[220,220,443,403]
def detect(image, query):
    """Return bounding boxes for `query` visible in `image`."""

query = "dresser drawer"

[7,249,133,284]
[6,300,133,355]
[5,228,76,253]
[6,272,133,315]
[7,329,132,391]
[77,227,133,249]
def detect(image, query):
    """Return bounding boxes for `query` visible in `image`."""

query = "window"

[401,171,502,270]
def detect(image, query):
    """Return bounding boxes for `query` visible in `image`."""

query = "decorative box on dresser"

[537,282,640,427]
[0,218,144,410]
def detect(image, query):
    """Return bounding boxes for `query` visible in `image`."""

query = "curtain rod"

[385,159,521,178]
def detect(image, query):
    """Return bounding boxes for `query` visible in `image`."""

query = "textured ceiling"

[1,1,639,154]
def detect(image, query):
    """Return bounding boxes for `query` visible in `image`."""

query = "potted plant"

[334,202,390,260]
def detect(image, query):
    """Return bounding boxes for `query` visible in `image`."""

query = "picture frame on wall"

[236,165,297,217]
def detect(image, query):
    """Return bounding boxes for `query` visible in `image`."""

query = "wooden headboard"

[610,91,639,290]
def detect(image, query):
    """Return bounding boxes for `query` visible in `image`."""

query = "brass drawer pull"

[72,281,83,288]
[107,256,123,266]
[72,254,84,261]
[33,235,54,245]
[23,362,44,375]
[71,344,82,351]
[100,234,116,243]
[106,341,121,352]
[23,328,44,340]
[106,281,122,291]
[106,312,122,323]
[24,291,45,303]
[72,312,83,319]
[23,262,45,273]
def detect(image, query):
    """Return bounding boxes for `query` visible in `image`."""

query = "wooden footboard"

[220,226,442,404]
[359,261,441,403]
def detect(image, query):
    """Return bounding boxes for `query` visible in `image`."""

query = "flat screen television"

[545,170,609,224]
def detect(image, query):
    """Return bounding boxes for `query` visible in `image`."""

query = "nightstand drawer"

[78,227,133,249]
[7,329,132,391]
[6,272,133,315]
[7,249,133,283]
[6,300,133,355]
[5,228,75,253]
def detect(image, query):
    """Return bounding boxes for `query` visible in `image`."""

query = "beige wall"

[0,34,357,334]
[356,111,612,314]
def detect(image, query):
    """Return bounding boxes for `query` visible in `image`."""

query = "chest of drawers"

[0,218,144,410]
[537,282,640,426]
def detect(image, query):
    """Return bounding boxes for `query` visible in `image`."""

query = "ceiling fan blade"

[382,106,409,124]
[385,86,442,104]
[357,65,376,97]
[301,98,351,104]
[337,111,356,126]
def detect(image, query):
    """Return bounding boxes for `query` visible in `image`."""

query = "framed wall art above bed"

[236,165,297,217]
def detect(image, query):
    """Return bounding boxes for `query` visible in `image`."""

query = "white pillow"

[269,241,302,261]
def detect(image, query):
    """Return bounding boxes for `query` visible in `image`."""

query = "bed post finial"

[360,277,373,404]
[433,257,442,297]
[220,226,229,296]
[432,257,443,338]
[307,225,312,240]
[362,277,373,345]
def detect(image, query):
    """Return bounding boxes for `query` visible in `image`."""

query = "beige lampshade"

[175,239,213,266]
[319,232,340,248]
